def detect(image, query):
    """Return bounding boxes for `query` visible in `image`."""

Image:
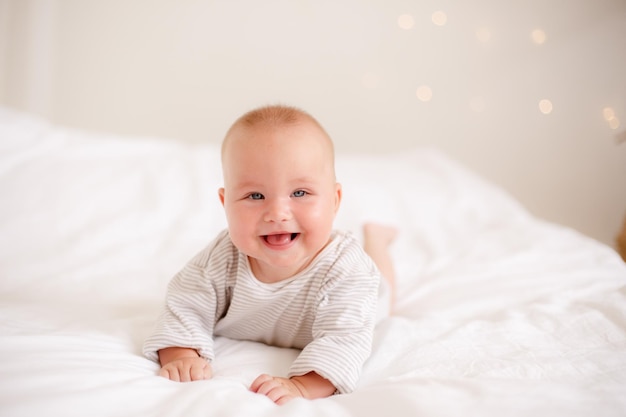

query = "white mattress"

[1,107,625,416]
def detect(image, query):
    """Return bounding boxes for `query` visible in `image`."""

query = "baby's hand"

[159,356,212,382]
[250,374,305,405]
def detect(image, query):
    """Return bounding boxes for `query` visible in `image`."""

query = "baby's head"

[219,105,342,282]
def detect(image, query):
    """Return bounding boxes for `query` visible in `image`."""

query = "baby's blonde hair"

[222,104,333,157]
[235,104,304,127]
[229,104,326,133]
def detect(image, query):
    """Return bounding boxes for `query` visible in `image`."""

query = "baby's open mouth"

[263,233,299,245]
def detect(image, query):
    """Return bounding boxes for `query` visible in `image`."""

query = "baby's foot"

[363,223,398,314]
[363,223,398,249]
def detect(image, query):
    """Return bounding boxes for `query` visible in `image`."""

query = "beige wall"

[2,0,625,249]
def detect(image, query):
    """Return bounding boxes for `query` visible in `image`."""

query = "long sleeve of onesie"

[143,231,235,362]
[287,262,379,393]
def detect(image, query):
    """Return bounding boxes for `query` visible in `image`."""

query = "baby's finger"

[178,365,192,382]
[190,364,210,381]
[265,385,292,404]
[203,364,212,379]
[250,374,273,392]
[159,366,180,382]
[256,381,280,398]
[274,393,296,406]
[255,379,284,397]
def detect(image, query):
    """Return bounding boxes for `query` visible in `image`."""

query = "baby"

[143,104,396,404]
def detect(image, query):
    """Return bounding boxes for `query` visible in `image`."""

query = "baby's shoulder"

[188,229,239,269]
[329,230,373,262]
[319,230,379,279]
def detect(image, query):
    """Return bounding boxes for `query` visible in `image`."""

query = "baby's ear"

[334,183,342,212]
[218,188,226,206]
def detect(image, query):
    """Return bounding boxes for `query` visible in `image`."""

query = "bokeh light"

[416,85,433,102]
[531,29,547,44]
[431,11,447,26]
[603,107,620,129]
[603,107,615,121]
[398,14,414,30]
[539,99,553,114]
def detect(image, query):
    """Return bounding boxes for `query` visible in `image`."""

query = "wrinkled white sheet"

[1,107,625,417]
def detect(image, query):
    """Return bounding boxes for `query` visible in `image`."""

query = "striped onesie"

[143,229,387,394]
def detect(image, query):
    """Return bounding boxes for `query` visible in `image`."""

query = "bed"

[1,106,625,417]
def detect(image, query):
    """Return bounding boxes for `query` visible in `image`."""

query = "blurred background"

[1,0,625,249]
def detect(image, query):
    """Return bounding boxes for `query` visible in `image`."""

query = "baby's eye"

[248,192,264,200]
[292,190,307,198]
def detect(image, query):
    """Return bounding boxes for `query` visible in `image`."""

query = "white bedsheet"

[1,107,625,416]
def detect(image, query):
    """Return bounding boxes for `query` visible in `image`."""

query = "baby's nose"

[264,199,292,222]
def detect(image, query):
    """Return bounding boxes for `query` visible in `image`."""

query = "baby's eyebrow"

[231,176,323,191]
[291,176,321,185]
[231,179,263,190]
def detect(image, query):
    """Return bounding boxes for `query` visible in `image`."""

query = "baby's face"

[219,121,341,283]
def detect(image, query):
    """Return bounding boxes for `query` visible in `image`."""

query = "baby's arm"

[158,347,212,382]
[250,371,336,405]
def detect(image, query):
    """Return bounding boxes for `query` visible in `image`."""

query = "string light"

[390,12,617,143]
[398,14,414,30]
[431,11,447,26]
[604,107,620,130]
[539,99,553,114]
[416,85,433,102]
[609,118,621,130]
[531,29,547,45]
